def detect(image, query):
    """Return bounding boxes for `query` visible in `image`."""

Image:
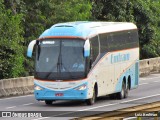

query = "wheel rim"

[92,90,96,103]
[122,83,125,98]
[125,84,129,98]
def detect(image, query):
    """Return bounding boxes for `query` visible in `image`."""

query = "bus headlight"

[34,85,44,90]
[75,84,87,90]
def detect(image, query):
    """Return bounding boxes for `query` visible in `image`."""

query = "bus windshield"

[35,39,86,80]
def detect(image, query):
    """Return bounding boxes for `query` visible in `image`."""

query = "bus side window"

[120,32,128,50]
[99,33,109,53]
[130,30,139,47]
[107,34,114,51]
[90,36,99,64]
[113,32,128,50]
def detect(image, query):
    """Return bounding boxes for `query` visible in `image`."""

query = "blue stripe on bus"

[115,61,139,92]
[34,82,88,100]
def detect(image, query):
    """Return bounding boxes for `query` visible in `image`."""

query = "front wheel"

[86,88,96,105]
[45,100,53,105]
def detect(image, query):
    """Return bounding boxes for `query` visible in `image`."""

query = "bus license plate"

[55,93,63,96]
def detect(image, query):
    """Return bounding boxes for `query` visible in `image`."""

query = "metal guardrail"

[78,101,160,120]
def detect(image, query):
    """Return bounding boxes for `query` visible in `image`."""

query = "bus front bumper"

[34,88,88,101]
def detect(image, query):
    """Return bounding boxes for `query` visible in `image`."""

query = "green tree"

[0,0,25,79]
[92,0,134,22]
[133,0,160,58]
[92,0,160,59]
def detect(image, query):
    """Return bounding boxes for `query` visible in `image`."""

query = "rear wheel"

[86,88,96,105]
[124,83,129,98]
[45,100,53,105]
[109,93,117,99]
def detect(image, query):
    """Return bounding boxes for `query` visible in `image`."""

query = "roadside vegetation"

[0,0,160,79]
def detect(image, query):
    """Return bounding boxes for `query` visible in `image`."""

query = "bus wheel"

[124,83,129,98]
[117,82,125,99]
[109,93,117,100]
[86,88,96,105]
[45,100,53,105]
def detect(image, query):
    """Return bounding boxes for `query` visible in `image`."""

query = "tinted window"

[35,39,86,80]
[90,36,99,62]
[99,33,109,53]
[129,30,139,47]
[99,30,139,52]
[111,32,129,50]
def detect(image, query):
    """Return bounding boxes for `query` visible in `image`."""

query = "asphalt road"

[0,74,160,120]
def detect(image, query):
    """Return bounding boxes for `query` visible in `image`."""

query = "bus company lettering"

[111,53,130,63]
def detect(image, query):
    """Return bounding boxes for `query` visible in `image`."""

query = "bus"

[27,21,139,105]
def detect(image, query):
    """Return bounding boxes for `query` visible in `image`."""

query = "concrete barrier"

[0,76,34,98]
[0,57,160,98]
[140,57,160,77]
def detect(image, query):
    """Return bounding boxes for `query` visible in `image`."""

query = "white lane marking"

[120,93,160,104]
[32,93,160,120]
[5,103,33,110]
[139,80,160,86]
[124,117,137,120]
[33,117,50,120]
[57,93,160,112]
[140,78,146,80]
[77,93,160,111]
[140,76,160,81]
[0,94,34,101]
[139,83,149,86]
[22,103,34,106]
[153,81,160,83]
[6,106,16,109]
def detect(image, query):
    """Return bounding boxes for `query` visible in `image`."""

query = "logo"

[111,53,130,64]
[2,112,11,117]
[42,41,55,44]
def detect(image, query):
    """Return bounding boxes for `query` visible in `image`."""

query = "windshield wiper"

[57,54,62,77]
[45,41,62,79]
[57,40,62,78]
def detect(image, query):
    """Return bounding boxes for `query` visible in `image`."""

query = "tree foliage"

[0,0,24,79]
[92,0,160,59]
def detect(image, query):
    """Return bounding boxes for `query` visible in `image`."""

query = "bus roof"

[39,21,137,39]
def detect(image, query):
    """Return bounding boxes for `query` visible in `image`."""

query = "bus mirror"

[84,39,90,57]
[27,40,37,58]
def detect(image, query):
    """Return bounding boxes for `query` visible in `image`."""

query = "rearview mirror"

[84,39,90,57]
[27,40,37,58]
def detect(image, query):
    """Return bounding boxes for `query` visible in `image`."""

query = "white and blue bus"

[27,22,139,105]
